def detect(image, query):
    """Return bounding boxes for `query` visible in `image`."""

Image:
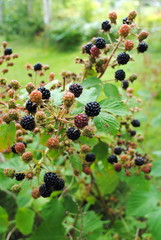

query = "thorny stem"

[98,37,123,79]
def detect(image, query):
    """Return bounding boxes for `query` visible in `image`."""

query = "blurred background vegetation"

[0,0,161,239]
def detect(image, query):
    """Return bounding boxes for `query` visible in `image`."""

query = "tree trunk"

[42,0,51,26]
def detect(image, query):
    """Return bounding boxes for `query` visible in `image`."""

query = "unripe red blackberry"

[85,153,96,162]
[37,87,51,100]
[101,20,111,32]
[26,172,34,180]
[137,41,148,53]
[22,152,33,163]
[26,100,37,114]
[131,119,140,127]
[117,52,130,65]
[141,165,151,174]
[115,69,126,81]
[74,114,88,129]
[15,142,26,154]
[90,46,101,58]
[12,53,19,59]
[122,80,129,90]
[128,10,137,21]
[8,109,19,121]
[108,12,117,24]
[8,89,15,98]
[34,63,42,71]
[81,145,90,153]
[15,172,25,181]
[39,183,52,198]
[2,41,8,48]
[20,115,36,131]
[135,156,144,166]
[114,163,122,172]
[124,40,134,51]
[46,137,59,149]
[83,166,92,175]
[108,154,118,164]
[114,147,122,155]
[26,82,35,94]
[85,101,101,117]
[66,127,81,141]
[32,188,40,199]
[3,168,15,178]
[69,83,83,98]
[119,24,130,38]
[4,48,12,55]
[63,91,75,107]
[35,111,46,122]
[49,72,55,80]
[2,68,8,74]
[95,37,106,49]
[138,30,149,42]
[30,90,42,103]
[10,80,20,90]
[84,42,93,54]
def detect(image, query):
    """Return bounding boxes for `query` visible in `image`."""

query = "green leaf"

[40,132,51,146]
[50,88,63,106]
[16,207,35,235]
[77,87,100,105]
[94,112,119,135]
[69,155,82,172]
[93,141,108,160]
[0,207,8,234]
[0,122,16,151]
[100,99,129,116]
[126,187,159,217]
[104,83,121,100]
[82,77,101,88]
[147,207,161,240]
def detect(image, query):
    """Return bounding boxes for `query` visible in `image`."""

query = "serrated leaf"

[94,112,119,135]
[82,77,101,88]
[45,80,61,90]
[147,207,161,240]
[50,88,63,106]
[104,83,121,100]
[93,141,108,160]
[16,207,35,235]
[40,132,51,145]
[0,206,8,234]
[69,155,82,172]
[77,87,100,105]
[100,99,129,116]
[0,122,16,151]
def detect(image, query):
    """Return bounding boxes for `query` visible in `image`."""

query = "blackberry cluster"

[20,115,36,131]
[122,80,129,90]
[44,172,58,187]
[37,87,51,99]
[114,147,122,155]
[101,20,111,32]
[85,153,96,162]
[84,42,93,54]
[15,173,25,181]
[69,83,83,98]
[39,183,52,198]
[4,48,12,55]
[85,101,101,117]
[34,63,42,71]
[95,37,106,49]
[131,119,140,127]
[137,41,148,53]
[115,69,126,81]
[25,100,37,114]
[66,127,81,141]
[135,156,144,166]
[108,155,118,164]
[117,52,130,65]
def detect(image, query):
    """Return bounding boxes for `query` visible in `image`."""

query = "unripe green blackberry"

[26,82,35,94]
[8,99,16,109]
[22,152,33,163]
[3,168,15,178]
[2,113,11,123]
[8,109,19,121]
[35,111,46,122]
[63,91,75,107]
[10,80,20,90]
[11,184,21,193]
[82,126,94,138]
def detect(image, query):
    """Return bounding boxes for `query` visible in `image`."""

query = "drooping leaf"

[0,206,8,234]
[100,99,129,116]
[94,111,119,135]
[16,207,35,235]
[103,83,121,100]
[0,122,16,151]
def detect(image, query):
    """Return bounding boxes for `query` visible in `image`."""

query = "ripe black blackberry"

[20,115,36,131]
[114,147,122,155]
[108,154,118,164]
[95,37,106,49]
[122,80,129,90]
[69,83,83,98]
[131,119,140,127]
[34,63,42,71]
[37,87,50,99]
[85,101,101,117]
[15,173,25,181]
[85,153,96,162]
[66,127,81,141]
[84,42,93,54]
[135,156,144,166]
[25,100,37,114]
[122,17,131,25]
[101,20,111,32]
[4,48,12,55]
[117,52,130,65]
[54,178,65,191]
[44,172,58,187]
[137,41,148,53]
[130,130,136,137]
[115,69,126,81]
[39,183,52,198]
